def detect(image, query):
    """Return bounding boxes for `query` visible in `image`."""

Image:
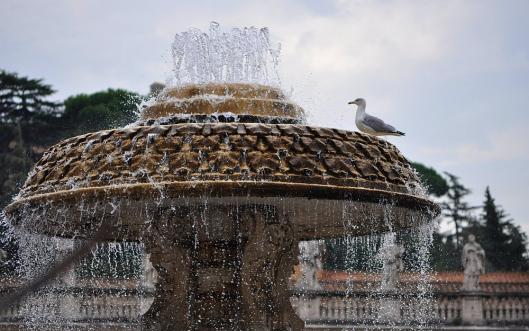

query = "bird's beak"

[348,101,356,105]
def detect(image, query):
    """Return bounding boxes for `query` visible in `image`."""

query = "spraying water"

[170,22,281,86]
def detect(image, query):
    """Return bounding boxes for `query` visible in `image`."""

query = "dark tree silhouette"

[0,70,61,122]
[480,187,528,271]
[441,173,476,249]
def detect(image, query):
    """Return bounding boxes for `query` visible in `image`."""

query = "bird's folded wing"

[363,115,396,133]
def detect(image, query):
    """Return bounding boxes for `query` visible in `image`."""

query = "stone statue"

[461,234,485,291]
[378,243,404,291]
[377,242,404,322]
[297,240,322,290]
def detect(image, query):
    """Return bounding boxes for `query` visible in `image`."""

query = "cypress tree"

[481,187,528,271]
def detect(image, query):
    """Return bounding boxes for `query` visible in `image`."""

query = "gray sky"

[1,0,528,234]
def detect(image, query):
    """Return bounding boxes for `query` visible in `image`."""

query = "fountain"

[2,24,439,330]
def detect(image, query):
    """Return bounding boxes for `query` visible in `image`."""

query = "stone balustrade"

[482,296,529,323]
[434,296,462,322]
[0,280,153,323]
[291,290,529,326]
[1,272,528,327]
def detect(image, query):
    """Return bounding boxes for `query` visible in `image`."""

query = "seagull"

[348,98,405,137]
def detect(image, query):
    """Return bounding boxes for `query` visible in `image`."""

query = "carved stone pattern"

[240,209,304,330]
[142,240,192,330]
[20,123,419,198]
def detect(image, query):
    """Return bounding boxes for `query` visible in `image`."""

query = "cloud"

[419,127,529,166]
[279,0,469,75]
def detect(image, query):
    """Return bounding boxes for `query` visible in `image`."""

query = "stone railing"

[434,296,462,322]
[291,291,437,325]
[0,303,22,319]
[482,296,529,323]
[0,279,153,323]
[2,275,529,327]
[291,290,529,326]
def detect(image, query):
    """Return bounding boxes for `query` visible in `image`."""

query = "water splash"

[170,22,281,86]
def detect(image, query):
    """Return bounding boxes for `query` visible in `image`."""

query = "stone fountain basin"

[4,122,438,241]
[5,180,435,241]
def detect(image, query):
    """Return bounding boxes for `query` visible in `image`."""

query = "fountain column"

[57,239,80,320]
[239,207,304,330]
[377,242,404,323]
[141,205,303,331]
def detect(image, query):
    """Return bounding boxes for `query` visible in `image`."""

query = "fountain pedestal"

[142,205,303,331]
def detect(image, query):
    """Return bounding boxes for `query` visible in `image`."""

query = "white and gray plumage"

[348,98,405,137]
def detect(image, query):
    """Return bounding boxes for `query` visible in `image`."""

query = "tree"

[0,70,64,275]
[0,133,31,207]
[76,242,142,279]
[149,82,165,97]
[441,173,475,249]
[0,70,61,122]
[411,162,449,197]
[503,222,529,271]
[430,232,461,271]
[0,71,63,208]
[61,89,141,135]
[481,187,528,271]
[323,235,382,272]
[0,87,142,208]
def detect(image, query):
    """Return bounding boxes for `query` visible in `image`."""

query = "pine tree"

[481,187,528,271]
[504,222,529,271]
[482,187,508,270]
[0,70,61,122]
[441,173,475,249]
[0,71,62,209]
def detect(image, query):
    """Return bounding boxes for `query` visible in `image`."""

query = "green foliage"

[0,219,19,276]
[323,173,529,273]
[76,242,143,279]
[411,162,449,197]
[503,223,529,271]
[62,89,141,135]
[323,236,382,272]
[430,233,461,271]
[0,70,61,122]
[0,142,30,207]
[0,87,142,209]
[478,187,529,271]
[0,70,64,208]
